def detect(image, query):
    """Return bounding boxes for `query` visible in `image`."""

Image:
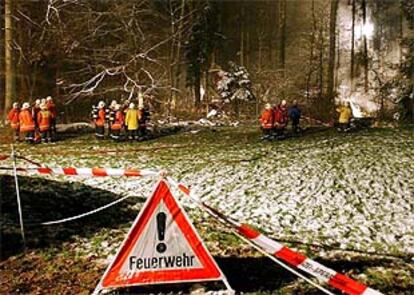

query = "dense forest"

[1,0,413,122]
[1,2,414,294]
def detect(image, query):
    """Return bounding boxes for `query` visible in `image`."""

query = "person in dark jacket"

[32,99,41,129]
[138,105,151,140]
[288,100,301,134]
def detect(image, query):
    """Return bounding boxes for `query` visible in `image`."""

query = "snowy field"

[6,126,413,254]
[1,126,413,293]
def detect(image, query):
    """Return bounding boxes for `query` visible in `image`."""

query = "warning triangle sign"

[98,180,225,289]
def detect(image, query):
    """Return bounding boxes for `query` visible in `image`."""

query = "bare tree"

[327,0,339,102]
[305,0,317,100]
[4,0,14,116]
[362,0,369,92]
[278,0,286,74]
[350,0,356,91]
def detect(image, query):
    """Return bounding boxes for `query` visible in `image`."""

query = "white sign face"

[120,201,202,277]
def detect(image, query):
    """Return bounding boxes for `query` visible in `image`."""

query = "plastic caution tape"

[302,116,333,127]
[41,195,132,225]
[169,178,382,295]
[236,224,381,295]
[0,154,10,161]
[10,166,160,177]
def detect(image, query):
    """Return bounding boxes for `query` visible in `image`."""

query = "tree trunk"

[168,1,175,118]
[204,67,209,115]
[0,19,4,111]
[172,0,186,113]
[194,70,201,107]
[4,0,14,116]
[350,0,356,91]
[258,36,263,72]
[266,3,273,68]
[246,31,250,68]
[327,0,339,102]
[278,0,286,73]
[318,25,324,100]
[362,0,369,92]
[399,8,404,64]
[306,0,316,100]
[269,1,279,69]
[239,0,244,66]
[335,28,340,90]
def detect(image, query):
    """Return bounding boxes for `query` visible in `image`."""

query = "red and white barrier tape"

[0,154,9,161]
[8,166,160,177]
[168,178,382,295]
[4,166,160,225]
[302,116,333,127]
[237,224,381,295]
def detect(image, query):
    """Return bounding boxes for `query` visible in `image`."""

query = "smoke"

[335,1,402,118]
[337,83,380,118]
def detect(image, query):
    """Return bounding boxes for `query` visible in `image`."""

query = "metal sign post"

[11,145,26,249]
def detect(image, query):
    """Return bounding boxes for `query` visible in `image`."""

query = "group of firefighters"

[91,99,150,141]
[259,99,302,140]
[259,100,354,139]
[6,95,354,143]
[7,97,57,143]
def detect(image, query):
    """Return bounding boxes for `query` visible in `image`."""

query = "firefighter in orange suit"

[95,101,106,139]
[259,103,274,139]
[37,103,52,143]
[19,102,35,143]
[110,104,124,141]
[8,102,20,141]
[46,96,57,137]
[32,99,41,129]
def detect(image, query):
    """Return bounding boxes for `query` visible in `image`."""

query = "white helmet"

[115,104,121,111]
[35,99,41,105]
[281,100,287,106]
[40,103,48,110]
[265,103,272,110]
[13,102,19,108]
[98,101,106,108]
[129,102,135,109]
[46,96,53,101]
[22,102,30,109]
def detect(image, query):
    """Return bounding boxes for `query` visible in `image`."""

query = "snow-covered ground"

[2,127,413,258]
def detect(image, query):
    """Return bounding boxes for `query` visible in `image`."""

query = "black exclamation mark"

[156,212,167,253]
